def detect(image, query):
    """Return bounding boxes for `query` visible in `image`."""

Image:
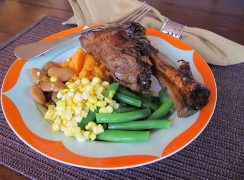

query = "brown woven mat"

[0,16,243,179]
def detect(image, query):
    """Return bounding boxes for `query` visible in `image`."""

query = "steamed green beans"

[108,120,172,130]
[113,107,139,113]
[148,97,173,119]
[118,87,141,99]
[114,93,141,107]
[118,87,159,110]
[96,108,151,123]
[141,99,159,111]
[96,130,150,142]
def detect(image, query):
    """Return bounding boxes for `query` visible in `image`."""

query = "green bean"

[108,119,172,130]
[104,83,119,97]
[118,87,141,99]
[159,89,167,104]
[118,102,128,107]
[138,92,152,102]
[118,86,159,110]
[152,96,161,105]
[141,99,159,111]
[148,97,173,119]
[78,111,96,129]
[113,107,139,113]
[96,108,151,123]
[114,93,141,107]
[96,130,150,142]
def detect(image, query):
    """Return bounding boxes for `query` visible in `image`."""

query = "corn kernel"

[50,76,58,82]
[68,91,75,97]
[81,77,89,85]
[56,100,65,107]
[66,82,74,89]
[86,101,93,108]
[76,134,86,142]
[92,124,104,134]
[106,105,113,113]
[99,107,107,113]
[108,91,115,98]
[72,127,81,135]
[85,84,93,92]
[83,131,90,140]
[73,116,82,122]
[82,91,89,100]
[81,110,88,118]
[74,106,82,115]
[57,91,62,99]
[114,103,120,109]
[96,86,104,94]
[92,77,102,84]
[65,110,73,121]
[62,89,68,93]
[52,123,61,131]
[97,124,104,134]
[63,127,74,136]
[97,94,104,100]
[66,120,77,127]
[102,81,110,88]
[45,108,55,120]
[88,96,97,104]
[89,132,96,141]
[54,117,61,124]
[105,97,112,104]
[89,105,96,112]
[74,92,82,102]
[85,122,96,131]
[96,101,106,107]
[74,79,81,85]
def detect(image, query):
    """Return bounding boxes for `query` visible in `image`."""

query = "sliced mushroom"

[41,75,50,82]
[31,85,46,105]
[39,81,65,92]
[30,68,44,83]
[44,62,60,71]
[48,67,74,82]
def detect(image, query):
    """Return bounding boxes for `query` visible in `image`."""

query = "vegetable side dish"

[30,49,174,142]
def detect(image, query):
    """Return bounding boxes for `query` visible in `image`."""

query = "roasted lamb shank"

[80,22,210,117]
[150,54,210,117]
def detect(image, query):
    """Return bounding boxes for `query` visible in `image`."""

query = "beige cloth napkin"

[64,0,244,66]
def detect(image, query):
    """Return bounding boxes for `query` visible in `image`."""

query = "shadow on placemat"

[0,16,243,179]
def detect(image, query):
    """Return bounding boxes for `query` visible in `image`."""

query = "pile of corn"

[44,77,119,142]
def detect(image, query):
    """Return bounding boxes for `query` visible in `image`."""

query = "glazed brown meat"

[150,53,210,117]
[80,22,210,117]
[80,22,153,92]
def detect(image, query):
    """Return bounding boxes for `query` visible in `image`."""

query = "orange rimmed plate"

[1,26,217,169]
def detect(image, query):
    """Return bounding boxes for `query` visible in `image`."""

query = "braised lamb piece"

[80,22,153,92]
[80,22,210,117]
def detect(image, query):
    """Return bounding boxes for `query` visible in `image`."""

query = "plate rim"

[1,25,217,169]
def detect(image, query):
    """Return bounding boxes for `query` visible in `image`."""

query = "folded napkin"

[64,0,244,66]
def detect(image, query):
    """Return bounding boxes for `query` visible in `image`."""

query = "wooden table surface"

[0,0,243,179]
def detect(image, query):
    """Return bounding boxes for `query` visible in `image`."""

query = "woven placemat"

[0,16,243,179]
